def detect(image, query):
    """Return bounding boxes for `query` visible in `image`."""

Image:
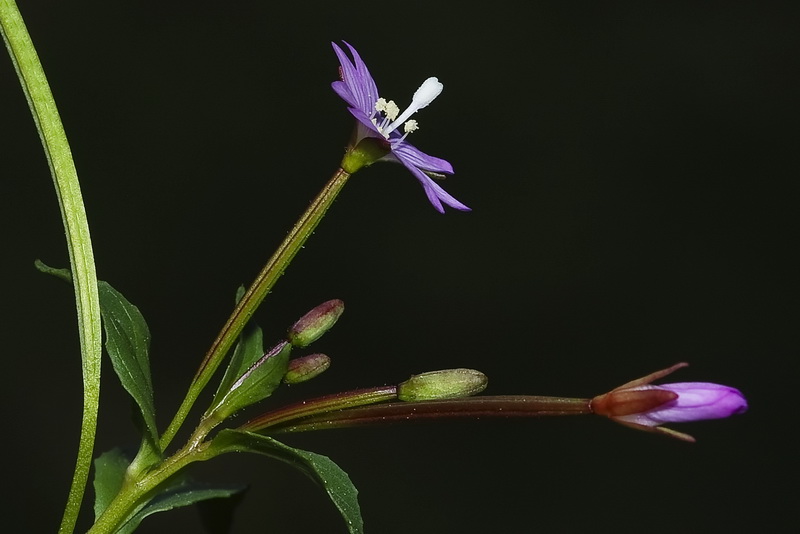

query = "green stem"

[1,2,102,533]
[160,167,352,450]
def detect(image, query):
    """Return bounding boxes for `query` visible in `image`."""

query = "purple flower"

[612,383,748,427]
[331,41,470,213]
[591,363,748,442]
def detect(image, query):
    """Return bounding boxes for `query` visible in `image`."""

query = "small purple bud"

[287,299,344,348]
[284,353,331,384]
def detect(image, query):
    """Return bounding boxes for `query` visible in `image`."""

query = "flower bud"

[284,353,331,384]
[287,299,344,348]
[591,363,748,442]
[398,369,488,402]
[609,383,748,426]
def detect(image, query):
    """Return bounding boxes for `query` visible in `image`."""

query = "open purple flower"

[591,363,748,442]
[331,41,470,213]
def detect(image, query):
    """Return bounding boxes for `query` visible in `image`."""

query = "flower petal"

[331,42,379,116]
[395,157,471,213]
[392,141,454,174]
[347,108,383,137]
[331,80,358,109]
[652,382,748,423]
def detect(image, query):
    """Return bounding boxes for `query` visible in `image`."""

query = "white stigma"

[378,76,443,137]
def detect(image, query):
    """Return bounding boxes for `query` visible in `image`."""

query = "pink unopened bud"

[287,299,344,348]
[591,363,748,442]
[284,353,331,384]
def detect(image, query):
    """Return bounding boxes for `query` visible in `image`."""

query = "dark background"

[1,2,796,533]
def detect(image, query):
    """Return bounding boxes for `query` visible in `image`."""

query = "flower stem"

[238,386,399,433]
[1,3,102,533]
[160,167,352,450]
[267,395,592,433]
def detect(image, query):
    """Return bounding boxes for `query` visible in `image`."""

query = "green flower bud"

[284,353,331,384]
[287,299,344,348]
[398,369,488,402]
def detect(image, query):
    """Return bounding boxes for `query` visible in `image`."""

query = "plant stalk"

[239,386,399,433]
[160,167,352,450]
[268,395,592,433]
[1,2,102,532]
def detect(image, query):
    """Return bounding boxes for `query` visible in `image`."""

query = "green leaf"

[34,260,72,282]
[97,280,158,448]
[116,481,246,534]
[208,342,291,422]
[210,429,363,534]
[93,448,131,519]
[212,286,266,408]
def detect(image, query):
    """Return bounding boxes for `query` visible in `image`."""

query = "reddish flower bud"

[287,299,344,348]
[284,353,331,384]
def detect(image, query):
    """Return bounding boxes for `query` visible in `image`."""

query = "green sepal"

[209,429,363,534]
[341,137,390,174]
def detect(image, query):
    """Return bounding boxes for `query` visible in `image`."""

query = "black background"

[1,2,796,533]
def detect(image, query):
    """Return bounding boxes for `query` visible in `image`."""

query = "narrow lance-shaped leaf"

[207,342,291,422]
[97,280,158,448]
[210,429,363,534]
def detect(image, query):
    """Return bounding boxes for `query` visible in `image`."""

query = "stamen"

[375,98,399,120]
[397,120,419,143]
[403,120,419,134]
[383,100,400,120]
[374,98,400,132]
